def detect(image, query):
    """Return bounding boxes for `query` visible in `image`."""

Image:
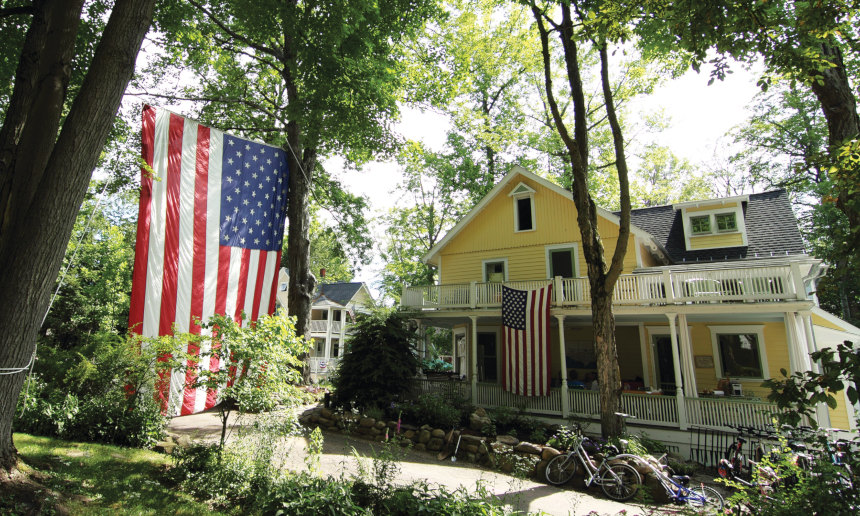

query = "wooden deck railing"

[413,379,782,432]
[402,263,805,310]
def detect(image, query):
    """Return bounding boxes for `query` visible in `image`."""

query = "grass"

[4,433,221,515]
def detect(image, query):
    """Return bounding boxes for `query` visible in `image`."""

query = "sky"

[331,65,764,291]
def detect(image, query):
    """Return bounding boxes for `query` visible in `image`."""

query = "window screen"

[516,197,533,231]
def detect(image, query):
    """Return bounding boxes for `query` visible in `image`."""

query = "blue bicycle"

[621,453,724,513]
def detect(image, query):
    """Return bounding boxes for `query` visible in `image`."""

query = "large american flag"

[502,284,552,396]
[128,105,288,416]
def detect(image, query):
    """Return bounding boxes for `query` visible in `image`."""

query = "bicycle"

[544,434,641,501]
[632,454,725,513]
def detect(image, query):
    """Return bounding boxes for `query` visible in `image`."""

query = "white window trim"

[545,243,581,278]
[681,205,748,250]
[509,182,537,233]
[708,325,769,381]
[482,258,509,282]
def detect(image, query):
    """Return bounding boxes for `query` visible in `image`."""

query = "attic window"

[716,213,737,232]
[508,182,536,233]
[690,215,711,234]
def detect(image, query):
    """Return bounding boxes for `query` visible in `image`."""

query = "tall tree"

[144,0,439,337]
[639,0,860,259]
[529,0,635,437]
[0,0,155,474]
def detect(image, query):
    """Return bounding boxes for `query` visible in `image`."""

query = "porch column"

[678,314,698,397]
[556,314,569,418]
[638,324,651,390]
[785,311,812,373]
[800,310,831,427]
[324,308,333,360]
[666,312,688,430]
[470,315,478,403]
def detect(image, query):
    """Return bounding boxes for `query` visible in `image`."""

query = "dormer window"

[716,213,737,232]
[508,182,536,232]
[690,215,711,234]
[673,195,749,251]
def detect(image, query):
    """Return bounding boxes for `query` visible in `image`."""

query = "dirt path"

[167,408,659,515]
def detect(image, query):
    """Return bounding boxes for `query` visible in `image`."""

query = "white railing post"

[470,281,477,308]
[556,314,569,418]
[662,270,675,303]
[554,276,563,304]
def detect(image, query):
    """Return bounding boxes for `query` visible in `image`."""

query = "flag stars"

[243,199,249,205]
[244,181,250,187]
[226,195,232,202]
[267,158,272,164]
[254,238,260,245]
[244,162,250,169]
[240,237,246,244]
[252,155,258,161]
[226,176,233,183]
[257,201,263,207]
[236,150,242,157]
[252,172,258,179]
[228,139,235,146]
[245,144,250,151]
[227,158,234,165]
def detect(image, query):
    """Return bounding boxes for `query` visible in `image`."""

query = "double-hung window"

[710,326,767,379]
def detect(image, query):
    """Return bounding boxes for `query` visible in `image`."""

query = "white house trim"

[544,242,581,278]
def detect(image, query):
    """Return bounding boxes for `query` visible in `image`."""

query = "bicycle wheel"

[687,485,724,514]
[600,463,641,501]
[545,453,578,485]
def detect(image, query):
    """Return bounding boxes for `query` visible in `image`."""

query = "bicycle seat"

[671,475,690,486]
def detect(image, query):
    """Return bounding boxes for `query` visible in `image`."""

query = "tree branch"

[187,0,284,61]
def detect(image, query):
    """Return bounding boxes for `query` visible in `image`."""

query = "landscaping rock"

[431,428,446,438]
[468,407,491,431]
[318,417,333,427]
[460,434,483,444]
[464,444,479,454]
[403,430,416,440]
[496,435,519,446]
[514,442,542,455]
[466,452,477,463]
[414,443,426,452]
[427,437,443,451]
[420,424,432,431]
[535,459,550,481]
[320,407,333,418]
[175,434,193,449]
[374,421,387,430]
[418,429,431,444]
[541,447,561,460]
[359,417,375,428]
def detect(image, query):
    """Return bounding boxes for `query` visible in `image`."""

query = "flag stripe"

[267,251,282,314]
[129,106,156,335]
[142,110,170,337]
[251,250,268,322]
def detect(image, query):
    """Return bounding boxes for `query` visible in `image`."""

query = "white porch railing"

[402,263,801,309]
[475,383,563,415]
[413,379,783,433]
[309,320,327,333]
[685,396,781,431]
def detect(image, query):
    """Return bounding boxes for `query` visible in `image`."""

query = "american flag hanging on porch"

[502,284,552,396]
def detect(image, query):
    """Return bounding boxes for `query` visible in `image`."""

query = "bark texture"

[0,0,155,475]
[532,2,631,438]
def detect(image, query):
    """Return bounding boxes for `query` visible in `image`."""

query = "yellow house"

[402,166,860,441]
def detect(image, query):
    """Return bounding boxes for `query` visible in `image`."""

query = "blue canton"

[219,136,289,251]
[502,287,527,330]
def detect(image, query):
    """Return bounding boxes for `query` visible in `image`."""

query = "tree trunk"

[285,122,317,340]
[591,287,622,438]
[0,0,155,476]
[808,41,860,255]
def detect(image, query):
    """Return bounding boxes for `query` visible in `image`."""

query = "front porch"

[416,378,782,432]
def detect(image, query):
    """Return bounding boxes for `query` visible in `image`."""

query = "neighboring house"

[276,268,374,381]
[402,166,860,443]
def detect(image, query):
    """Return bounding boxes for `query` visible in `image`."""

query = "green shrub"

[331,307,420,411]
[398,394,464,429]
[421,357,453,373]
[546,425,581,450]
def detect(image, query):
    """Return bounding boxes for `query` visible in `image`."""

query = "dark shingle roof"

[313,282,364,306]
[625,190,806,264]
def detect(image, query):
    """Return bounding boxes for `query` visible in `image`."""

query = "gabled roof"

[313,282,368,307]
[423,165,659,265]
[626,190,806,263]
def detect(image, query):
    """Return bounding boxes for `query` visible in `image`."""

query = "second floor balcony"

[309,319,348,334]
[402,260,816,311]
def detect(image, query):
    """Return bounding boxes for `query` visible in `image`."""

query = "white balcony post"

[666,312,688,430]
[470,316,478,402]
[677,314,697,397]
[556,314,569,418]
[790,262,807,300]
[801,310,831,427]
[470,281,477,308]
[662,270,675,303]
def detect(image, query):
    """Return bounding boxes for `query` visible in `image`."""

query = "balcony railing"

[402,263,806,310]
[309,320,349,334]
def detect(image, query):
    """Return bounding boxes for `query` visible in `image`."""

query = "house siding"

[689,232,745,250]
[686,201,739,213]
[439,174,638,284]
